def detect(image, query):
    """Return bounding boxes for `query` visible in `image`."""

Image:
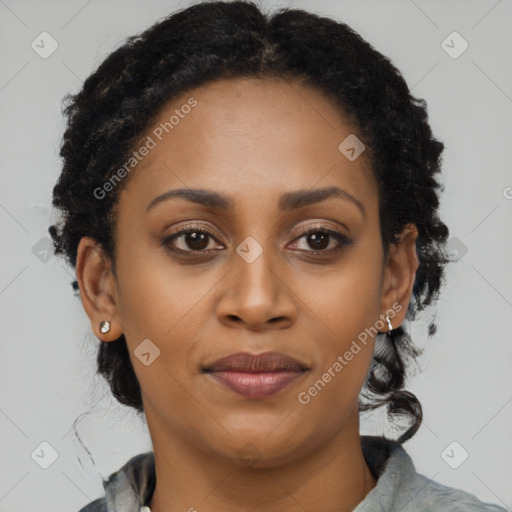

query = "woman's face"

[79,77,417,466]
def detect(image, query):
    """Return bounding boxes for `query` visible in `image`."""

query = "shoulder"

[404,471,507,511]
[76,497,107,512]
[75,451,155,512]
[358,436,507,512]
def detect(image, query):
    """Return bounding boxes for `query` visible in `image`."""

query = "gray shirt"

[77,435,507,512]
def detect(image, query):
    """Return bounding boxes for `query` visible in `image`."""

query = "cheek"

[113,249,211,419]
[114,241,208,338]
[296,250,383,346]
[114,245,222,392]
[292,244,383,406]
[294,266,381,429]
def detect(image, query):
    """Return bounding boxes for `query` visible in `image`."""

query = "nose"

[215,245,298,331]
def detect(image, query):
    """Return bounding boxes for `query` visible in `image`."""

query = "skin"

[76,77,419,512]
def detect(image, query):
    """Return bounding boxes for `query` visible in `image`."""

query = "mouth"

[201,351,310,399]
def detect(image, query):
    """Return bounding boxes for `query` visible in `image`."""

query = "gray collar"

[101,435,405,512]
[98,435,504,512]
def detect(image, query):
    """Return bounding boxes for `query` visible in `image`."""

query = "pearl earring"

[99,320,111,334]
[385,315,393,337]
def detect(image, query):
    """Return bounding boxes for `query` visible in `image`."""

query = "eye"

[162,225,222,253]
[162,224,351,256]
[289,226,351,255]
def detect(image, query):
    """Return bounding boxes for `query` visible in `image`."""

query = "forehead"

[119,76,377,213]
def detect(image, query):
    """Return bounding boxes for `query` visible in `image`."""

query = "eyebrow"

[146,185,365,217]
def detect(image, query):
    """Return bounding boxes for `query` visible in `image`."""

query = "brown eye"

[179,231,210,251]
[162,227,222,253]
[290,227,351,255]
[162,224,351,257]
[306,231,330,251]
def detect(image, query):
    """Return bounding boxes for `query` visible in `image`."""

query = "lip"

[202,351,310,399]
[208,370,307,398]
[202,351,309,373]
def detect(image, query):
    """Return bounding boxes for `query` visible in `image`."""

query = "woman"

[49,1,507,511]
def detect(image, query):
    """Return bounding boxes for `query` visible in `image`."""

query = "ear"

[75,236,123,342]
[379,223,420,331]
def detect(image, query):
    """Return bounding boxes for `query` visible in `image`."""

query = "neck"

[147,406,377,512]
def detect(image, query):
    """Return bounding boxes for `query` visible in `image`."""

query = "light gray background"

[1,0,511,511]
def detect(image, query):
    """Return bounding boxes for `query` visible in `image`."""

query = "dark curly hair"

[50,0,451,444]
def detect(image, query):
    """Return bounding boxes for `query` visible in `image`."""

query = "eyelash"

[162,223,351,256]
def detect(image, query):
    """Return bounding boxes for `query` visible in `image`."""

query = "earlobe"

[379,223,420,329]
[75,236,123,342]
